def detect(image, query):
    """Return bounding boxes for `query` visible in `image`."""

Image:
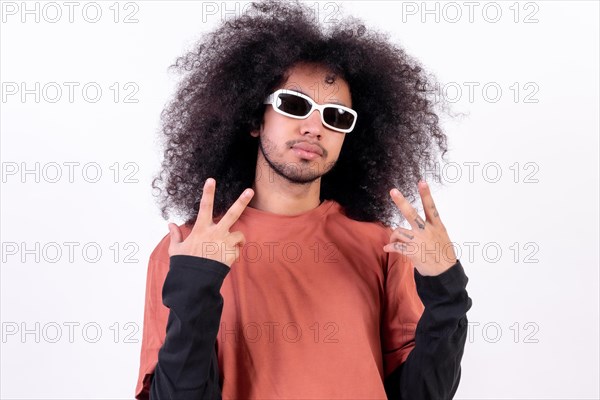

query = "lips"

[291,142,324,156]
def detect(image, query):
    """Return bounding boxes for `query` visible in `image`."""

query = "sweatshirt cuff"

[169,255,230,278]
[413,259,469,303]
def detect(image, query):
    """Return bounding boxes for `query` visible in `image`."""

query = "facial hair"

[258,136,337,184]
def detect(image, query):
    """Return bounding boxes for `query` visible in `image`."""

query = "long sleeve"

[384,259,472,399]
[149,255,229,400]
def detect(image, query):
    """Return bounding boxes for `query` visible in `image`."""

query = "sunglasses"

[264,89,358,133]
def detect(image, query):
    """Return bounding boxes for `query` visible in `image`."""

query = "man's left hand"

[383,180,458,276]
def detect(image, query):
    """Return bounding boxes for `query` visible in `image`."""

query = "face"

[251,62,352,184]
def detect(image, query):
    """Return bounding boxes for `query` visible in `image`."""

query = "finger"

[418,180,441,224]
[217,188,254,231]
[383,241,406,253]
[196,178,216,228]
[167,223,182,255]
[383,241,416,256]
[389,226,415,243]
[390,188,426,231]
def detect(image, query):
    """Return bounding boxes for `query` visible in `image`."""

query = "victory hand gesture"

[167,178,254,267]
[383,180,457,276]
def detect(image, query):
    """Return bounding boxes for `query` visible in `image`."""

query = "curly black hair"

[151,0,449,227]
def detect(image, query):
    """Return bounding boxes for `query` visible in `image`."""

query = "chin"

[279,166,323,184]
[259,140,336,184]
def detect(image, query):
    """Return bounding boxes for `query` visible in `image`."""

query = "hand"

[383,180,457,276]
[167,178,254,267]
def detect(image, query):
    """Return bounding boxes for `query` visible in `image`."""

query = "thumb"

[167,223,183,252]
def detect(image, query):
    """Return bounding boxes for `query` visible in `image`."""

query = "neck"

[249,160,323,215]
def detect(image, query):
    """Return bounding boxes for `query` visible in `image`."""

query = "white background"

[1,0,598,398]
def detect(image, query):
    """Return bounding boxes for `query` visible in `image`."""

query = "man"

[136,1,472,399]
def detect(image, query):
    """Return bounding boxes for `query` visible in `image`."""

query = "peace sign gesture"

[167,178,254,267]
[383,180,457,276]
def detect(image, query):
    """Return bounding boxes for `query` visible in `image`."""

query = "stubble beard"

[258,137,337,185]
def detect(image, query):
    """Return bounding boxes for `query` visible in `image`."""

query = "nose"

[300,109,323,139]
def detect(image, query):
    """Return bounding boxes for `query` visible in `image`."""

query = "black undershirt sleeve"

[384,260,472,399]
[149,255,228,400]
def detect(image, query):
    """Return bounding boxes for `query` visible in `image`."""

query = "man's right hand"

[167,177,254,267]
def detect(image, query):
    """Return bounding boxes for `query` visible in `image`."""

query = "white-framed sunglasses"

[263,89,358,133]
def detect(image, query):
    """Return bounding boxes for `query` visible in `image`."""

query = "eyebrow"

[294,88,348,107]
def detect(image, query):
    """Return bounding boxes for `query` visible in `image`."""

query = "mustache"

[286,139,328,158]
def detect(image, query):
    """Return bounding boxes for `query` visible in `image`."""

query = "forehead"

[280,62,351,105]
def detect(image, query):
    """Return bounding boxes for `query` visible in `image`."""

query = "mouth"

[290,142,324,160]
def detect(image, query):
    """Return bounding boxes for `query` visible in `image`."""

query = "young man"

[136,1,472,399]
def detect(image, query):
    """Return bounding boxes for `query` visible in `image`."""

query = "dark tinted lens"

[323,107,355,129]
[277,94,311,116]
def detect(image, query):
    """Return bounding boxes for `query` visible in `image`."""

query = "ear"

[250,124,263,138]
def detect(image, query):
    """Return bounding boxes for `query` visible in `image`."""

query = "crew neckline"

[240,199,338,225]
